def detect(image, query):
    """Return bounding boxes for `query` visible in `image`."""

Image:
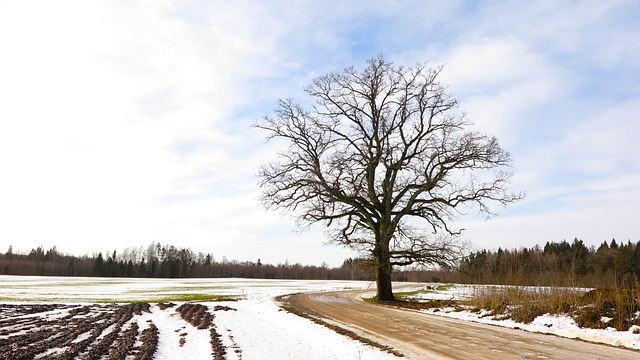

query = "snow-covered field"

[0,275,397,359]
[1,276,639,359]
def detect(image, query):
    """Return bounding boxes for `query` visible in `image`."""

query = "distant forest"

[460,238,640,288]
[2,238,639,288]
[0,242,451,283]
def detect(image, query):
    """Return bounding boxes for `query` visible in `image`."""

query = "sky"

[1,0,639,267]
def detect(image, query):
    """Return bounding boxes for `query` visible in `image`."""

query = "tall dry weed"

[578,286,640,330]
[468,285,585,324]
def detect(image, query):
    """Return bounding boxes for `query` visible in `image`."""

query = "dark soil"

[0,301,240,360]
[0,303,157,360]
[175,303,239,360]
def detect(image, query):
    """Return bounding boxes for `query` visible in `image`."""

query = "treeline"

[10,238,636,287]
[460,238,640,287]
[0,243,450,282]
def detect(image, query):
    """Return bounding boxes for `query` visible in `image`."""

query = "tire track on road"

[283,288,639,359]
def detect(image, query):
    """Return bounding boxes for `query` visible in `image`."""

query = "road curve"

[283,288,639,359]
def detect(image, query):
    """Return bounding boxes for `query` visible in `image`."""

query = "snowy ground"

[402,284,640,350]
[0,275,397,359]
[1,276,639,358]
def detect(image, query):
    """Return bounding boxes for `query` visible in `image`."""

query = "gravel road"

[283,288,640,359]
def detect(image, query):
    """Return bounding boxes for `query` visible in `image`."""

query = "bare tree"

[256,56,523,300]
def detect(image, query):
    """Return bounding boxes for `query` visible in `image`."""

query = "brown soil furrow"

[0,303,152,360]
[175,302,237,360]
[134,322,159,360]
[107,322,139,359]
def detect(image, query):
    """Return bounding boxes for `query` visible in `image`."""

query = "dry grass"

[466,285,640,330]
[577,287,640,330]
[468,286,580,323]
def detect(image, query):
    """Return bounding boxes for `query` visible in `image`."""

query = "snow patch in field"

[148,304,213,359]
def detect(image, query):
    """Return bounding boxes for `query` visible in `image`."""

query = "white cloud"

[443,38,545,89]
[430,36,568,153]
[562,101,640,174]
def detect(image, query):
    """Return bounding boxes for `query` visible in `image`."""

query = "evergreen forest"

[2,238,639,288]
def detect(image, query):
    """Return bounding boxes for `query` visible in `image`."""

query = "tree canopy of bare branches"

[256,56,523,300]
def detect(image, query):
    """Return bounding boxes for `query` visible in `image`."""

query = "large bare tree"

[256,57,522,301]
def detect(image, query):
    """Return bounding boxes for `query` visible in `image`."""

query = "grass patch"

[0,294,241,304]
[393,284,456,300]
[127,286,233,294]
[362,296,377,303]
[380,299,459,311]
[435,284,455,291]
[156,293,239,302]
[394,289,430,298]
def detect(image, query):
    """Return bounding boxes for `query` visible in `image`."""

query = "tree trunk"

[376,261,394,301]
[375,239,395,301]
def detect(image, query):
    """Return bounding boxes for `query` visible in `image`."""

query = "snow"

[2,275,639,357]
[403,283,640,350]
[212,293,388,360]
[147,305,213,360]
[0,276,397,359]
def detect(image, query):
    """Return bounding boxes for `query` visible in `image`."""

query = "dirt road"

[283,288,639,359]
